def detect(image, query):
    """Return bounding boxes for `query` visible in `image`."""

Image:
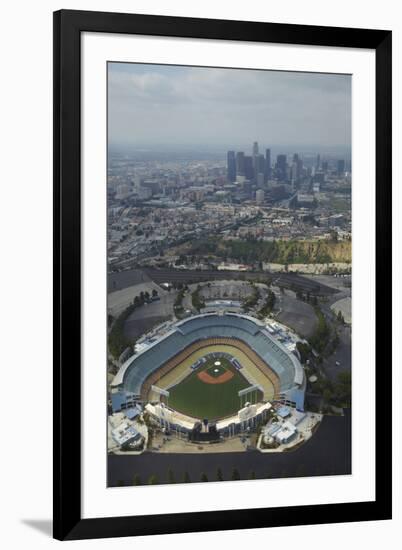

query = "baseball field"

[167,357,262,420]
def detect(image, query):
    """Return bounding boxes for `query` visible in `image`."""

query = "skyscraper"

[256,188,265,204]
[291,153,303,188]
[236,152,245,177]
[256,172,265,188]
[255,154,265,186]
[291,161,298,188]
[276,154,288,182]
[227,151,236,182]
[244,156,254,180]
[252,142,259,182]
[337,159,345,175]
[264,148,271,183]
[298,157,303,180]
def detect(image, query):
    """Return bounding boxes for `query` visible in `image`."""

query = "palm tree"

[167,468,175,484]
[132,474,141,486]
[231,468,241,481]
[296,464,306,478]
[148,474,158,485]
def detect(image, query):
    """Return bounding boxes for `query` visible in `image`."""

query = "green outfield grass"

[168,358,261,420]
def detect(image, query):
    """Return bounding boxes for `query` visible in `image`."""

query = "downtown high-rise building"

[236,152,245,177]
[291,153,303,188]
[244,156,254,181]
[337,159,345,175]
[264,148,271,183]
[252,142,261,183]
[276,154,288,182]
[256,172,265,188]
[227,151,236,182]
[255,188,265,204]
[255,154,266,186]
[291,157,298,188]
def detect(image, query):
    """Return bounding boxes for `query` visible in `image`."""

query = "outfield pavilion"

[144,401,273,440]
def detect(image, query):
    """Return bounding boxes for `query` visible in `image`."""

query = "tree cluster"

[191,285,206,312]
[123,466,262,487]
[310,307,331,354]
[242,284,259,311]
[186,237,351,265]
[108,289,159,359]
[315,370,351,408]
[258,289,276,318]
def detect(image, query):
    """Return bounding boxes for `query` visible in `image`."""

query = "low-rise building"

[274,420,297,444]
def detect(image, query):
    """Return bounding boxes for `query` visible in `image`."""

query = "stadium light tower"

[238,384,261,409]
[151,385,170,408]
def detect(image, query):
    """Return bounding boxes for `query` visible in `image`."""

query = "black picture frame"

[53,9,392,541]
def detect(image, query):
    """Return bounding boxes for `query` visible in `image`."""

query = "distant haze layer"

[108,62,351,151]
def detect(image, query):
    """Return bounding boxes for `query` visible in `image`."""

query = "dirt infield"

[197,369,234,385]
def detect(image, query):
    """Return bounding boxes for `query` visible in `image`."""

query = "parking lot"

[123,291,176,340]
[275,289,318,339]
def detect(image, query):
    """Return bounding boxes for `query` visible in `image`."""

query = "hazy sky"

[108,62,351,151]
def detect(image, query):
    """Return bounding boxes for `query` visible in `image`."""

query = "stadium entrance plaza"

[151,432,249,454]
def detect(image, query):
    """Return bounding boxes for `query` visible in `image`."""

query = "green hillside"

[186,237,351,265]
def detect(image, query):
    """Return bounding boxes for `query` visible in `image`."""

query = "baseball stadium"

[111,313,306,440]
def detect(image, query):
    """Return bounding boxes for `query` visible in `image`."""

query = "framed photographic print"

[53,9,392,541]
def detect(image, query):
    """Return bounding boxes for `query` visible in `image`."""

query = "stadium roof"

[277,405,292,418]
[110,390,136,412]
[111,422,142,447]
[124,407,141,420]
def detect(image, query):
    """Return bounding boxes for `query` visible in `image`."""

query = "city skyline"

[225,140,349,189]
[108,63,351,150]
